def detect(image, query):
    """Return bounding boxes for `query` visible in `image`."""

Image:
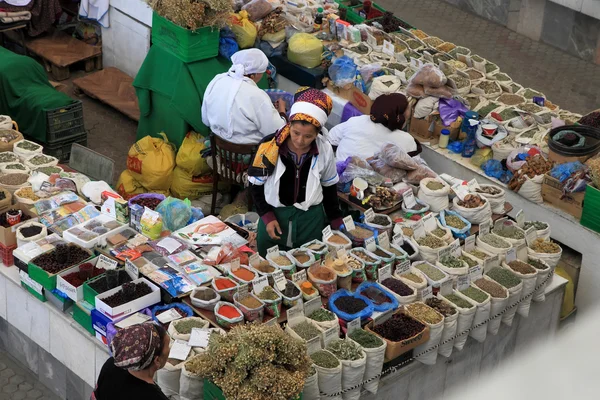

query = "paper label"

[237,284,249,300]
[382,39,395,56]
[267,245,279,255]
[188,328,211,348]
[125,259,139,280]
[230,258,241,272]
[304,297,322,316]
[347,318,361,335]
[413,220,426,239]
[378,231,390,250]
[422,213,437,232]
[156,308,183,324]
[452,183,469,200]
[323,326,339,347]
[287,305,305,323]
[418,286,433,301]
[402,190,416,209]
[364,208,375,222]
[457,275,470,291]
[374,308,394,326]
[469,265,483,281]
[467,178,480,191]
[366,33,378,48]
[249,253,260,267]
[465,235,476,252]
[516,209,524,228]
[392,232,404,246]
[169,340,191,361]
[322,226,333,240]
[440,279,454,296]
[20,270,43,295]
[438,246,452,260]
[343,216,356,232]
[292,269,307,284]
[479,220,490,235]
[525,227,537,247]
[273,270,287,291]
[115,312,151,329]
[97,255,118,271]
[252,276,269,295]
[505,247,517,263]
[57,276,77,296]
[395,259,411,275]
[365,237,377,252]
[306,336,321,354]
[378,265,392,283]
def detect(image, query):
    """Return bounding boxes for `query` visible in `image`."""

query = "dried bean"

[507,260,536,275]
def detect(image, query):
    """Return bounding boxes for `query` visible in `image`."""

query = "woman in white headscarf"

[202,49,287,145]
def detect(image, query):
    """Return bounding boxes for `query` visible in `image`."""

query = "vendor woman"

[249,88,343,255]
[202,48,287,144]
[326,93,421,162]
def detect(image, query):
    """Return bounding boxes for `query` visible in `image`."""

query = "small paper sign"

[485,254,499,269]
[505,247,517,263]
[306,336,321,354]
[450,239,461,257]
[365,237,377,252]
[467,178,480,191]
[452,182,469,200]
[479,220,490,235]
[378,231,390,249]
[343,216,356,232]
[322,226,333,240]
[169,340,191,361]
[457,275,470,291]
[273,270,287,291]
[20,270,43,295]
[249,253,260,267]
[230,258,241,272]
[440,279,454,296]
[97,255,118,271]
[125,259,139,280]
[516,209,524,228]
[469,265,483,281]
[188,328,211,348]
[395,259,411,275]
[292,269,307,284]
[413,220,426,239]
[422,213,437,232]
[304,297,322,316]
[287,305,305,323]
[364,208,375,222]
[264,317,278,326]
[323,326,339,347]
[525,227,537,247]
[392,232,404,246]
[373,308,394,326]
[347,317,361,334]
[464,235,476,252]
[438,246,452,260]
[237,284,249,300]
[267,245,279,255]
[418,286,433,301]
[115,312,151,329]
[382,39,395,56]
[252,276,269,295]
[378,265,392,283]
[157,308,184,324]
[402,190,416,209]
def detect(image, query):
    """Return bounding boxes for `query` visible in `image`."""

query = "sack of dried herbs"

[456,285,491,343]
[425,296,458,357]
[380,276,417,305]
[323,230,352,252]
[527,238,562,268]
[327,339,367,400]
[275,279,303,308]
[414,235,451,264]
[287,248,316,270]
[473,276,509,335]
[405,302,445,365]
[438,210,471,239]
[413,261,450,288]
[474,184,506,214]
[303,367,320,400]
[452,195,492,225]
[486,267,523,327]
[472,79,502,99]
[395,267,428,290]
[311,350,342,398]
[476,233,512,262]
[438,291,476,351]
[307,307,339,332]
[363,213,392,237]
[168,317,210,341]
[285,317,324,344]
[528,256,552,302]
[492,220,526,258]
[417,178,450,213]
[502,260,538,318]
[347,329,386,394]
[436,254,469,276]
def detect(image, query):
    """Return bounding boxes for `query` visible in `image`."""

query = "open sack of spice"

[492,219,527,259]
[254,285,282,318]
[527,238,562,268]
[472,276,509,335]
[310,350,342,399]
[438,290,476,351]
[486,267,522,326]
[452,193,492,225]
[502,259,538,318]
[285,315,324,344]
[405,302,445,365]
[436,253,469,277]
[287,248,315,269]
[323,255,353,291]
[425,296,458,357]
[508,153,553,204]
[326,338,367,400]
[266,250,296,279]
[476,233,512,262]
[328,289,374,322]
[356,281,399,313]
[346,328,386,395]
[380,275,417,304]
[417,178,450,212]
[456,285,491,343]
[233,292,265,322]
[438,210,471,239]
[414,233,450,263]
[349,247,381,281]
[473,184,506,214]
[523,220,551,241]
[323,230,352,252]
[367,310,429,361]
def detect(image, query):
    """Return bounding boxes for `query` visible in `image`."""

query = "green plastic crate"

[346,3,387,24]
[21,282,46,302]
[28,246,94,291]
[83,269,131,306]
[203,380,302,400]
[73,301,95,335]
[365,15,414,31]
[151,12,219,63]
[581,184,600,233]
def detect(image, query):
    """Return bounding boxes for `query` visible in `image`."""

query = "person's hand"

[266,220,282,240]
[275,99,287,114]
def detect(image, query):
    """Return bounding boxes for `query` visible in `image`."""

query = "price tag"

[304,297,322,317]
[252,276,269,295]
[168,340,191,361]
[377,264,392,283]
[287,305,305,323]
[267,245,279,255]
[373,308,394,326]
[450,239,461,257]
[418,286,433,301]
[249,253,260,267]
[230,258,240,272]
[516,209,524,228]
[156,308,184,324]
[402,190,416,209]
[97,255,118,271]
[469,265,483,281]
[413,220,426,239]
[364,208,375,222]
[378,231,390,249]
[56,279,76,300]
[322,326,339,347]
[322,225,333,240]
[422,213,437,232]
[392,232,404,246]
[440,279,454,296]
[438,246,452,260]
[382,39,395,56]
[306,336,321,354]
[365,236,377,252]
[292,269,307,284]
[457,275,470,291]
[347,317,361,334]
[451,182,469,200]
[395,259,411,275]
[505,247,517,263]
[237,284,249,300]
[479,220,490,235]
[525,227,537,247]
[337,248,348,260]
[467,178,480,191]
[342,216,356,232]
[20,270,43,295]
[464,235,476,252]
[125,259,139,280]
[188,328,211,348]
[273,270,287,291]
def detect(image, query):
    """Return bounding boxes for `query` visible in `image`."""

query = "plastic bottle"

[314,8,324,31]
[439,129,450,149]
[462,119,479,158]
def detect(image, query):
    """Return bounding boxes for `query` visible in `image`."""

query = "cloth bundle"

[0,10,31,23]
[406,65,454,99]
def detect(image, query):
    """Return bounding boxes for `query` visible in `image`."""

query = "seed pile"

[400,242,415,255]
[292,321,321,341]
[239,296,263,309]
[292,251,310,264]
[474,278,507,298]
[406,303,443,324]
[440,255,465,269]
[372,314,425,341]
[329,234,349,244]
[416,234,446,249]
[0,173,28,185]
[425,297,457,316]
[528,258,548,270]
[479,233,511,248]
[381,277,413,296]
[431,228,447,238]
[401,272,423,284]
[308,308,336,322]
[19,225,42,238]
[257,286,280,301]
[508,260,536,275]
[486,267,521,288]
[347,258,363,270]
[460,287,488,303]
[374,248,392,258]
[102,282,153,307]
[401,227,414,236]
[311,351,340,368]
[388,247,405,258]
[493,226,524,240]
[327,339,363,361]
[348,227,373,239]
[445,215,466,229]
[467,249,489,259]
[348,329,383,348]
[444,293,474,309]
[414,263,445,281]
[271,255,292,266]
[333,296,368,314]
[530,238,561,253]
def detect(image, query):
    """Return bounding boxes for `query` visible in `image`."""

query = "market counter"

[0,258,566,400]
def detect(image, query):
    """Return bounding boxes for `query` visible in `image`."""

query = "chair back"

[210,134,257,184]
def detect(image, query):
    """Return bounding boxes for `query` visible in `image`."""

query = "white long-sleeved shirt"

[201,77,286,145]
[326,115,418,162]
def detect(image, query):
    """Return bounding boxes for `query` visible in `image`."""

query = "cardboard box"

[547,148,597,165]
[73,301,95,335]
[326,81,373,115]
[95,278,161,321]
[408,113,460,146]
[28,245,94,292]
[57,257,101,302]
[46,290,73,312]
[91,308,112,336]
[541,174,584,219]
[0,204,38,247]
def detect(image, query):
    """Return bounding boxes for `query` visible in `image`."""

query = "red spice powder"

[232,268,255,281]
[214,278,236,290]
[217,304,241,319]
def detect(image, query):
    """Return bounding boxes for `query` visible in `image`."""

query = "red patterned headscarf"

[370,93,409,131]
[111,323,162,371]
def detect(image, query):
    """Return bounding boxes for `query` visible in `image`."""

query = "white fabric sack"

[457,287,491,343]
[525,221,551,241]
[303,371,320,400]
[497,278,523,327]
[364,214,392,237]
[430,220,453,243]
[286,317,324,344]
[381,279,417,305]
[324,230,352,252]
[415,241,449,264]
[339,348,367,400]
[23,154,58,170]
[417,178,450,212]
[308,313,340,332]
[439,292,476,351]
[452,196,492,224]
[527,246,562,268]
[13,140,42,160]
[473,276,509,335]
[412,261,449,288]
[348,336,386,394]
[395,267,428,290]
[516,174,544,203]
[437,302,458,358]
[503,261,537,318]
[492,223,527,260]
[528,256,552,302]
[436,257,469,277]
[314,350,342,400]
[179,363,203,400]
[413,96,439,118]
[168,317,210,341]
[476,234,511,263]
[368,75,402,100]
[476,184,505,214]
[16,222,47,247]
[410,303,444,365]
[157,359,183,399]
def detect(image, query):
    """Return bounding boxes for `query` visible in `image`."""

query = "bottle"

[439,129,450,149]
[462,119,479,158]
[314,8,324,31]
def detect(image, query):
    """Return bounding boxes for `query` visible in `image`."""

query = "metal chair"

[210,133,257,215]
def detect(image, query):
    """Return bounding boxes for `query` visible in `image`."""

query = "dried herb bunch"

[187,323,310,400]
[146,0,232,29]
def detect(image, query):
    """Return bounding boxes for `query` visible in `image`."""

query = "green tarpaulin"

[0,48,75,142]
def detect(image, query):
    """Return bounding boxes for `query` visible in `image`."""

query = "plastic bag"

[116,170,146,200]
[171,167,227,200]
[438,210,471,239]
[339,163,385,185]
[439,98,468,126]
[481,159,513,184]
[367,157,406,183]
[229,11,257,49]
[140,208,163,240]
[448,140,464,154]
[259,39,287,57]
[219,27,239,59]
[329,56,358,87]
[404,165,437,184]
[288,33,323,69]
[177,132,210,177]
[424,85,453,99]
[242,0,273,21]
[127,134,176,191]
[550,161,585,183]
[406,83,425,98]
[410,64,447,87]
[156,197,192,232]
[380,143,418,170]
[368,75,402,100]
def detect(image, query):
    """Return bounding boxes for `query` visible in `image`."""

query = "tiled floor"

[0,350,60,400]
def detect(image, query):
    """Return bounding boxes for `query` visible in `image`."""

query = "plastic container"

[439,129,450,148]
[45,101,85,142]
[214,302,244,329]
[62,215,128,249]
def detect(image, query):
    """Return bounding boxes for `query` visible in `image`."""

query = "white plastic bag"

[475,184,505,214]
[452,196,492,224]
[407,302,444,365]
[457,286,491,343]
[417,178,450,212]
[439,292,476,351]
[348,335,386,394]
[303,371,321,400]
[314,350,342,400]
[502,261,537,318]
[473,276,509,335]
[179,363,203,400]
[516,174,544,204]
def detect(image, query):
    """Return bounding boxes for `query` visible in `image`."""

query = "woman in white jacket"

[326,93,420,162]
[202,49,287,145]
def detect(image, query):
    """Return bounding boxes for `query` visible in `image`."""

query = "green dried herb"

[308,308,336,322]
[460,287,488,303]
[494,72,511,81]
[522,88,542,99]
[28,155,54,166]
[173,319,207,334]
[445,215,466,229]
[5,163,25,170]
[485,62,498,73]
[431,228,447,238]
[414,263,445,281]
[293,321,321,341]
[311,351,340,368]
[425,297,457,317]
[0,152,17,163]
[479,233,511,249]
[16,141,40,151]
[426,181,445,190]
[406,303,443,324]
[348,329,383,349]
[440,255,465,269]
[477,80,500,95]
[402,272,423,283]
[467,249,490,260]
[257,286,280,301]
[498,107,519,121]
[519,103,542,113]
[492,227,525,240]
[327,339,363,361]
[444,293,473,309]
[460,255,478,268]
[416,234,446,249]
[528,258,548,270]
[471,55,484,62]
[477,102,501,117]
[523,221,548,231]
[486,267,521,288]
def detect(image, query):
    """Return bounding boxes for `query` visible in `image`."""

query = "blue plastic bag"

[341,221,379,247]
[156,197,193,232]
[187,207,205,226]
[439,98,468,126]
[151,303,194,323]
[438,210,472,239]
[219,28,239,59]
[328,289,374,321]
[550,161,585,183]
[481,160,513,184]
[329,56,358,87]
[447,140,464,154]
[356,281,399,312]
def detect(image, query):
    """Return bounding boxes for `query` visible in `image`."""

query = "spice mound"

[528,258,548,270]
[493,226,525,240]
[292,321,321,341]
[292,251,311,264]
[301,281,316,296]
[467,249,490,260]
[254,260,275,273]
[101,282,153,307]
[192,288,216,301]
[474,278,507,298]
[381,277,413,296]
[374,247,392,258]
[348,226,374,239]
[372,313,425,342]
[416,234,445,249]
[426,181,445,190]
[457,194,486,208]
[401,272,423,284]
[311,350,340,368]
[425,297,457,317]
[327,339,363,361]
[414,263,445,281]
[440,255,465,269]
[238,296,263,309]
[311,266,336,281]
[31,244,90,274]
[401,227,414,237]
[214,278,236,291]
[271,255,292,266]
[173,319,207,335]
[431,227,447,238]
[348,329,383,348]
[460,255,478,268]
[479,233,511,249]
[333,296,368,315]
[530,238,561,253]
[308,308,336,322]
[328,234,349,245]
[460,286,488,303]
[0,173,28,186]
[406,303,443,324]
[231,267,255,282]
[257,286,280,301]
[487,267,521,288]
[507,260,536,275]
[444,293,474,309]
[445,215,466,229]
[359,286,392,306]
[216,304,241,319]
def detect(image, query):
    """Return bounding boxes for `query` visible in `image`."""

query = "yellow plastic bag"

[229,11,257,49]
[127,133,176,191]
[170,167,229,200]
[176,132,210,177]
[116,170,146,200]
[287,33,323,69]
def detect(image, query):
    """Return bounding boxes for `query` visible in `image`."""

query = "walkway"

[0,350,60,400]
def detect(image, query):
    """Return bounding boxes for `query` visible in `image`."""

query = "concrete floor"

[0,350,60,400]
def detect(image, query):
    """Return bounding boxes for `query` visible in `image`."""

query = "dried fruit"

[457,194,486,208]
[372,313,425,341]
[530,238,561,253]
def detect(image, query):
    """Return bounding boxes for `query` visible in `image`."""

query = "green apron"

[257,205,326,256]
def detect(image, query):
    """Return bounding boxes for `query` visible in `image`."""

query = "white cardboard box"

[95,277,161,321]
[56,257,100,302]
